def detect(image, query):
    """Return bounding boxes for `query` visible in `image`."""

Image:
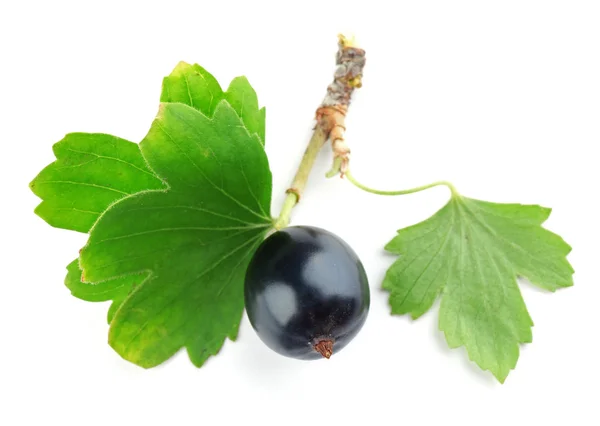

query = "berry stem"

[345,169,459,197]
[274,127,328,230]
[274,35,366,230]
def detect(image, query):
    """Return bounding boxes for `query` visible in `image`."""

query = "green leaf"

[161,62,266,143]
[225,77,266,143]
[65,259,142,324]
[31,62,265,236]
[80,101,273,368]
[383,195,573,382]
[31,62,267,328]
[160,62,224,117]
[30,133,165,233]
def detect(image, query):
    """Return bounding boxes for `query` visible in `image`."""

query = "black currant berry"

[244,226,370,360]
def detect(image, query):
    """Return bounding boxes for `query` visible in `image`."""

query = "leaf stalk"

[344,170,459,198]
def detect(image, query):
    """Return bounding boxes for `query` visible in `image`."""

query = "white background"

[1,1,599,425]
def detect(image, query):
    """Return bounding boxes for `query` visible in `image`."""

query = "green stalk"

[345,170,459,197]
[273,35,366,230]
[274,127,328,230]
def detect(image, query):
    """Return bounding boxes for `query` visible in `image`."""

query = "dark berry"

[244,226,370,360]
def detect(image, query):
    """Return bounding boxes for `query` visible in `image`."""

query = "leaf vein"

[94,224,270,244]
[37,180,128,195]
[155,118,269,222]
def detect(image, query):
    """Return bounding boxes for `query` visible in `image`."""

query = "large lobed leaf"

[30,63,267,333]
[80,101,272,368]
[384,195,573,382]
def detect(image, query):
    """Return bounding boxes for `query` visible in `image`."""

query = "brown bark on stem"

[318,35,366,176]
[274,35,366,230]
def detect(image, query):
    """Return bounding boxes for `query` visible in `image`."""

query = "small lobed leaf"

[30,133,165,233]
[31,62,266,236]
[160,62,224,117]
[65,259,142,324]
[161,62,266,144]
[225,77,266,143]
[80,101,273,368]
[383,195,573,382]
